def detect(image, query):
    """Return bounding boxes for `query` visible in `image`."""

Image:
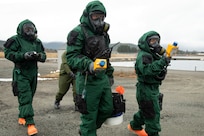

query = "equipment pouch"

[112,93,126,116]
[76,94,88,114]
[139,100,155,118]
[12,81,18,96]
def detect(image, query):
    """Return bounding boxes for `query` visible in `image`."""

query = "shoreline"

[1,57,204,79]
[1,68,203,82]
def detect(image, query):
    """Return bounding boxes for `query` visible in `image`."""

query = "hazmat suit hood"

[16,19,37,39]
[80,0,106,33]
[138,31,160,54]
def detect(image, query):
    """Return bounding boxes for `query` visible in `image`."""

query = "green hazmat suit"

[55,51,76,103]
[129,31,168,136]
[4,19,46,126]
[66,1,114,136]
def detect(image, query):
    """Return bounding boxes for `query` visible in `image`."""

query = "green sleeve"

[136,53,166,76]
[3,37,25,63]
[36,39,46,62]
[66,26,92,72]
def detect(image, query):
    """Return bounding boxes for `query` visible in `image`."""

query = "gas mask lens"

[90,12,105,21]
[90,12,105,27]
[149,38,159,46]
[150,40,159,48]
[23,23,35,36]
[148,35,160,47]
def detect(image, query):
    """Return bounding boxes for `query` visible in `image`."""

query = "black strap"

[4,38,15,48]
[80,24,89,40]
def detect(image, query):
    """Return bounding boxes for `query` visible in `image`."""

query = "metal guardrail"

[172,56,204,60]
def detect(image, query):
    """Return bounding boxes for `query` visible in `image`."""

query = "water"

[168,60,204,71]
[111,60,204,71]
[0,77,56,82]
[1,60,203,82]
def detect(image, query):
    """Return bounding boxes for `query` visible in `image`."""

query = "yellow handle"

[94,59,107,70]
[166,43,178,57]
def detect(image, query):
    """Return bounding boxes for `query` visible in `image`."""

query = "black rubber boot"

[78,129,81,135]
[54,100,60,109]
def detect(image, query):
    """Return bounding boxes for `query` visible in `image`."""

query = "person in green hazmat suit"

[3,19,46,136]
[54,50,78,111]
[127,31,171,136]
[66,1,114,135]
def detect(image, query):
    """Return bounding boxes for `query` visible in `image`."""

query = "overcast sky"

[1,0,204,51]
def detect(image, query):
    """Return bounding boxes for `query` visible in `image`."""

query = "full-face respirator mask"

[148,35,165,55]
[22,23,37,41]
[89,11,110,34]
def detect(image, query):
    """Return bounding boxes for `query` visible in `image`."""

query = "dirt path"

[0,59,204,136]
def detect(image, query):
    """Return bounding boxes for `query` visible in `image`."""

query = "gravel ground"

[0,59,204,136]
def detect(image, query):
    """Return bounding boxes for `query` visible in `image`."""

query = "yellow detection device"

[94,59,107,70]
[166,42,178,57]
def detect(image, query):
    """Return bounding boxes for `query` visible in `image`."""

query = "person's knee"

[139,100,155,118]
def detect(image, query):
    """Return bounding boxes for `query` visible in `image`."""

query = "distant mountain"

[0,40,5,51]
[0,41,137,52]
[42,42,138,52]
[0,40,5,45]
[111,42,137,53]
[0,40,65,51]
[43,42,65,50]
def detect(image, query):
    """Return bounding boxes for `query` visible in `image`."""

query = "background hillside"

[0,40,64,51]
[0,40,138,53]
[0,40,201,55]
